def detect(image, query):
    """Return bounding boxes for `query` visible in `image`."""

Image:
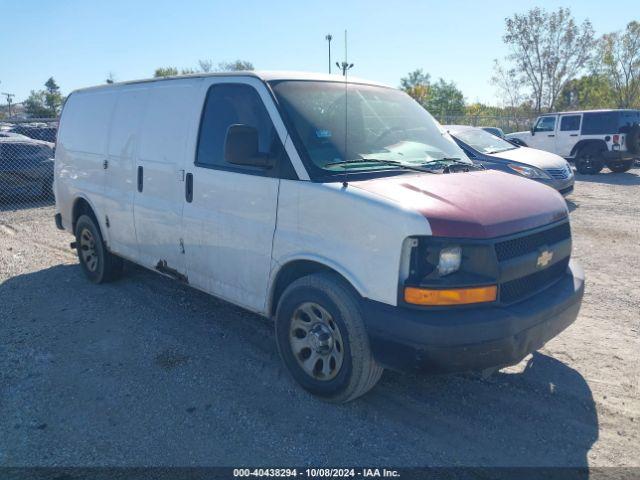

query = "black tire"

[275,272,383,403]
[575,145,604,174]
[607,161,633,173]
[626,124,640,154]
[74,214,123,283]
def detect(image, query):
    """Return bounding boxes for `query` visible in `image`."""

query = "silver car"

[446,125,575,196]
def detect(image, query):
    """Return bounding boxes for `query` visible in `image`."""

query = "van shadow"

[574,168,640,186]
[371,354,598,472]
[0,264,598,470]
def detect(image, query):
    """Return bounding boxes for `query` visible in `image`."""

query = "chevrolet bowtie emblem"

[537,250,554,268]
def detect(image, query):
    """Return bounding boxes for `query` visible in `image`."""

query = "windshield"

[448,127,517,154]
[270,81,471,178]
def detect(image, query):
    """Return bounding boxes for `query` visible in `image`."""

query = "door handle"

[185,173,193,203]
[547,134,555,137]
[137,166,143,192]
[570,134,578,137]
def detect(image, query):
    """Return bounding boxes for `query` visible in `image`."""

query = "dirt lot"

[1,169,638,468]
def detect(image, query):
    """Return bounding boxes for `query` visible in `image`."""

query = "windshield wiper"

[423,157,484,170]
[325,158,436,173]
[485,147,516,154]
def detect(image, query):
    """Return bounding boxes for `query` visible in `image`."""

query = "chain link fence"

[435,114,537,134]
[0,118,58,210]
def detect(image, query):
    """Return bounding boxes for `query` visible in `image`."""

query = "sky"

[0,0,635,105]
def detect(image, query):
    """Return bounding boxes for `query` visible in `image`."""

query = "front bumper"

[362,260,584,374]
[537,176,575,196]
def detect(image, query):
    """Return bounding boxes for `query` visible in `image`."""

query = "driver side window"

[196,83,296,179]
[534,116,557,133]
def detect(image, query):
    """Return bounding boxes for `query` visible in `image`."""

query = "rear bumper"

[362,260,584,374]
[603,150,637,162]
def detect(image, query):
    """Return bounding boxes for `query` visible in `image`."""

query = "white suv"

[506,109,640,174]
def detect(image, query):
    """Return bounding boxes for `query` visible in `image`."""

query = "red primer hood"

[352,170,568,238]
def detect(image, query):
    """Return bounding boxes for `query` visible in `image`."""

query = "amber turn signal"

[404,285,497,306]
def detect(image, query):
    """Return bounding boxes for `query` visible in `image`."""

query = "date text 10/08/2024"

[233,468,400,478]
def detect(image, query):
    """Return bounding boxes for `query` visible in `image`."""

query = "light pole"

[325,34,333,74]
[336,61,354,76]
[335,30,354,76]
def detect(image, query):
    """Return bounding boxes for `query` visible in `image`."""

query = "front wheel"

[275,272,383,403]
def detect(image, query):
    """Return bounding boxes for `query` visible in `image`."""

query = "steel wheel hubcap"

[289,302,344,381]
[80,228,98,272]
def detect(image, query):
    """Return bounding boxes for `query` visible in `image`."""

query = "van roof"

[72,71,392,94]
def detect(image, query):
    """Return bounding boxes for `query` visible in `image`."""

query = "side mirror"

[530,126,535,136]
[224,124,274,168]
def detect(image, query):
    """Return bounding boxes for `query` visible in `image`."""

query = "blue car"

[445,125,575,197]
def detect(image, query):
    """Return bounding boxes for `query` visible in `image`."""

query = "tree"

[198,59,214,73]
[491,60,525,111]
[425,79,465,117]
[498,7,595,112]
[24,77,63,118]
[153,59,254,78]
[44,77,63,116]
[24,91,50,117]
[399,69,465,117]
[218,60,254,71]
[400,69,430,105]
[153,67,179,78]
[555,74,615,110]
[598,21,640,108]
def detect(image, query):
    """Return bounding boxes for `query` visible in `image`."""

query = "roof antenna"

[337,29,353,188]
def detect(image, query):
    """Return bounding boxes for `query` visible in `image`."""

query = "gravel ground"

[0,169,638,468]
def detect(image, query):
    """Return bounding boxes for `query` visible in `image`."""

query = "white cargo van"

[54,72,584,402]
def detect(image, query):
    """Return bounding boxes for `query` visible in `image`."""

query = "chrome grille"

[544,164,572,179]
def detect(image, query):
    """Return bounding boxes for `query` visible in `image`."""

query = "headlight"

[566,162,574,177]
[507,163,551,179]
[437,245,462,276]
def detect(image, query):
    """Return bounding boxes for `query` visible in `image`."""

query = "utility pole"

[335,30,354,76]
[325,34,333,74]
[2,92,15,118]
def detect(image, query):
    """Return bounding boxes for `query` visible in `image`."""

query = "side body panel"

[270,181,430,309]
[182,77,290,312]
[54,89,117,233]
[103,85,149,259]
[555,114,582,157]
[132,78,203,274]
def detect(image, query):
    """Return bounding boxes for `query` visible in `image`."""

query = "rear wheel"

[575,145,604,174]
[275,272,383,403]
[607,161,633,173]
[74,214,123,283]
